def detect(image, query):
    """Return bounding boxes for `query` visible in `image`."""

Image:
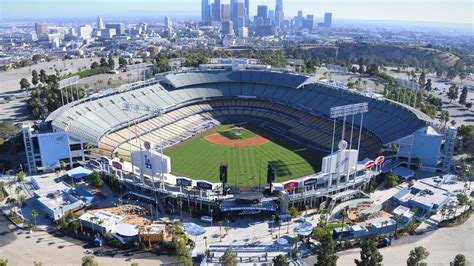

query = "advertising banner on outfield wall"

[131,149,171,178]
[322,149,358,175]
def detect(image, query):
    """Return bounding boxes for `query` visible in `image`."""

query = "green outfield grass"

[164,124,325,186]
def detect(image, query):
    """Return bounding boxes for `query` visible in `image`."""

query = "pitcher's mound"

[205,133,270,147]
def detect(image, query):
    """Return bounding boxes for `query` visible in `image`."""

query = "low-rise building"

[79,211,124,234]
[391,180,451,217]
[333,224,369,240]
[31,176,98,221]
[392,205,415,226]
[366,216,397,235]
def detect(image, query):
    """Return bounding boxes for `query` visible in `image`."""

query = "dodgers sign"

[131,149,171,177]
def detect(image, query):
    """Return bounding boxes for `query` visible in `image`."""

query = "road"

[0,214,174,266]
[305,216,474,266]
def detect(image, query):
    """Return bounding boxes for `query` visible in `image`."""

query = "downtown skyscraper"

[230,0,245,28]
[275,0,284,27]
[201,0,211,24]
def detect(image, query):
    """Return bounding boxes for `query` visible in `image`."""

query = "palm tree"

[271,214,276,235]
[440,205,448,221]
[393,215,402,238]
[145,226,152,249]
[0,181,5,199]
[218,221,223,241]
[31,209,38,227]
[414,158,422,179]
[177,199,183,220]
[224,226,230,238]
[341,207,348,225]
[7,182,12,198]
[440,110,450,129]
[277,220,282,238]
[203,236,208,251]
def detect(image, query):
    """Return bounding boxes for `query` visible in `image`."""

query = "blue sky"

[0,0,472,24]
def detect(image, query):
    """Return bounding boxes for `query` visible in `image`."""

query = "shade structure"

[276,237,288,245]
[67,166,92,180]
[183,223,206,236]
[294,222,314,236]
[115,223,139,237]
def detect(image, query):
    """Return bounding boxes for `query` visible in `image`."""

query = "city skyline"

[1,0,472,25]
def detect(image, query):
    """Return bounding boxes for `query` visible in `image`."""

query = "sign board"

[375,156,385,165]
[322,150,359,175]
[131,149,171,177]
[112,161,123,170]
[365,160,375,170]
[143,140,153,151]
[196,181,213,190]
[303,178,318,186]
[220,206,277,212]
[283,181,299,190]
[99,156,111,164]
[338,140,348,150]
[176,178,192,187]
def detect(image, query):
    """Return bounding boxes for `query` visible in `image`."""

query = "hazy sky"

[0,0,472,24]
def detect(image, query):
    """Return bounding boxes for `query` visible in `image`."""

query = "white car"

[84,249,93,254]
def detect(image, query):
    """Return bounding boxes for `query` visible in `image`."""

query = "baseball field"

[164,124,325,186]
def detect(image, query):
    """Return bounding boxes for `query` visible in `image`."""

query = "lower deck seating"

[98,98,383,160]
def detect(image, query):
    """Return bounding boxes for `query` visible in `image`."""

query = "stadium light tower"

[126,63,154,83]
[58,75,80,105]
[122,102,165,219]
[329,102,369,188]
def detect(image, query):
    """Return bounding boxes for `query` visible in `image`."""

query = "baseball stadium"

[32,62,432,216]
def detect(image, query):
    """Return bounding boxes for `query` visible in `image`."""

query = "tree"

[99,57,108,68]
[130,263,140,266]
[86,172,104,187]
[407,246,429,266]
[458,86,468,105]
[91,62,100,69]
[222,248,238,266]
[272,254,289,266]
[312,225,331,241]
[456,193,470,208]
[81,255,98,266]
[354,239,383,266]
[118,57,128,69]
[31,70,39,87]
[59,160,67,171]
[16,171,25,183]
[31,209,38,226]
[33,261,43,266]
[451,254,466,266]
[466,102,472,109]
[446,67,457,80]
[108,56,115,69]
[39,69,47,83]
[440,110,450,129]
[315,235,338,266]
[20,78,31,91]
[447,85,459,103]
[385,173,399,188]
[418,71,426,87]
[424,79,432,91]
